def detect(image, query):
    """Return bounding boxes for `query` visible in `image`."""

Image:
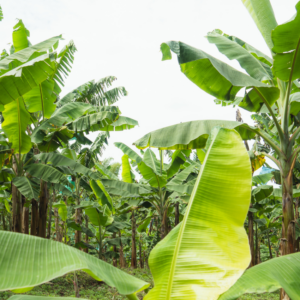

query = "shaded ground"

[0,268,279,299]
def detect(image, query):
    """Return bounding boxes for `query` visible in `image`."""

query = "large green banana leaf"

[67,111,119,132]
[101,179,151,196]
[90,179,114,211]
[122,154,134,183]
[241,0,277,50]
[12,19,31,52]
[138,149,167,188]
[0,36,61,75]
[35,152,99,180]
[160,41,279,109]
[166,150,190,178]
[52,201,68,221]
[133,120,259,150]
[0,54,54,106]
[9,297,87,300]
[219,252,300,300]
[98,116,138,132]
[23,79,56,118]
[114,142,142,163]
[2,97,31,154]
[251,185,273,202]
[144,127,252,300]
[206,30,272,82]
[12,177,40,200]
[95,163,119,180]
[0,231,149,298]
[31,103,94,144]
[24,163,68,185]
[272,2,300,81]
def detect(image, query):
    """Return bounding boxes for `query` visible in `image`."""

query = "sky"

[1,0,299,164]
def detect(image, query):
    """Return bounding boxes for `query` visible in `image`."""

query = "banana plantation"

[2,0,300,299]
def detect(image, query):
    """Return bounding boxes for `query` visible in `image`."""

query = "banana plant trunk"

[113,232,117,267]
[248,209,255,267]
[139,238,144,269]
[12,155,22,233]
[175,202,179,226]
[54,207,62,242]
[31,199,38,236]
[119,230,126,268]
[281,171,295,255]
[131,210,137,269]
[22,205,29,234]
[38,180,48,238]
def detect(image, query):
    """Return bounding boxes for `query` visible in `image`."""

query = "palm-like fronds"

[52,40,77,94]
[0,6,3,21]
[57,76,127,107]
[90,132,108,156]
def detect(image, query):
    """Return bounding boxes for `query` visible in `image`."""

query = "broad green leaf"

[24,163,68,185]
[23,79,56,118]
[0,36,61,75]
[68,111,119,132]
[144,128,251,300]
[272,2,300,81]
[98,116,139,132]
[13,20,30,52]
[31,103,93,144]
[252,185,273,202]
[0,54,54,106]
[219,252,300,300]
[138,161,167,188]
[252,173,274,185]
[290,92,300,115]
[101,179,151,197]
[0,231,149,297]
[84,207,112,227]
[90,180,113,211]
[207,30,272,81]
[12,177,40,200]
[95,163,119,180]
[143,149,166,177]
[160,41,279,107]
[272,188,300,199]
[134,120,257,150]
[196,149,206,163]
[9,296,87,300]
[166,183,194,196]
[137,215,152,233]
[241,0,277,50]
[2,97,31,154]
[122,154,133,183]
[115,142,142,163]
[166,150,190,178]
[35,152,99,180]
[52,201,67,221]
[167,164,195,186]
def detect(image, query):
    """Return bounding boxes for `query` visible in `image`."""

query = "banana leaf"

[144,127,252,300]
[219,252,300,300]
[0,231,149,298]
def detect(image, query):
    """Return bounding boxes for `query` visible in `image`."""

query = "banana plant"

[0,230,149,300]
[155,1,300,272]
[103,142,197,239]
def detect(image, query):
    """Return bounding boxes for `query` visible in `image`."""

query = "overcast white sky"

[1,0,298,164]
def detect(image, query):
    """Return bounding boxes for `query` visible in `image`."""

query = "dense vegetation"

[1,0,300,300]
